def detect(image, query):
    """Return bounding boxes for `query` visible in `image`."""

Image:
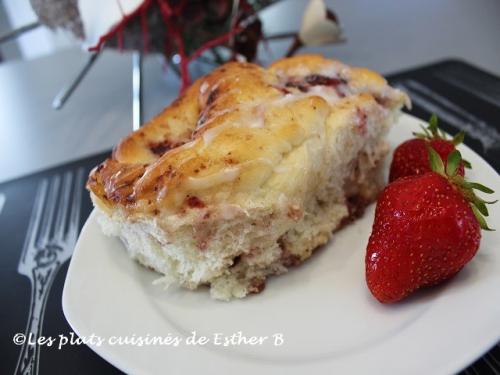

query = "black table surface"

[1,59,499,375]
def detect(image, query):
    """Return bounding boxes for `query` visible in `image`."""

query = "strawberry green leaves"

[414,115,471,169]
[413,114,446,140]
[464,182,495,194]
[427,147,496,231]
[428,146,445,175]
[462,158,472,169]
[471,206,493,231]
[452,131,465,146]
[446,150,462,177]
[428,114,443,138]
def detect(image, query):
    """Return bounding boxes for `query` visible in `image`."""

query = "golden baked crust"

[87,54,408,215]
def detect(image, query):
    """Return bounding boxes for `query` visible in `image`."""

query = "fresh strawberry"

[389,114,470,182]
[366,148,495,303]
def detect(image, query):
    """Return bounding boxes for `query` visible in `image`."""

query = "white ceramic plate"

[63,114,500,375]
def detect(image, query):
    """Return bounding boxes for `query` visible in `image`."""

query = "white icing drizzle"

[175,139,197,151]
[248,115,265,128]
[252,157,275,168]
[181,158,276,190]
[202,124,229,145]
[157,186,168,200]
[200,85,343,147]
[200,81,209,95]
[185,167,240,190]
[199,109,264,147]
[274,165,288,173]
[196,74,348,149]
[274,86,340,107]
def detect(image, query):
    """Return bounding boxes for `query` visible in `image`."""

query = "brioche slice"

[87,54,409,300]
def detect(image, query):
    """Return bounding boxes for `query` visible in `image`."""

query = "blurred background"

[1,0,500,183]
[2,0,500,73]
